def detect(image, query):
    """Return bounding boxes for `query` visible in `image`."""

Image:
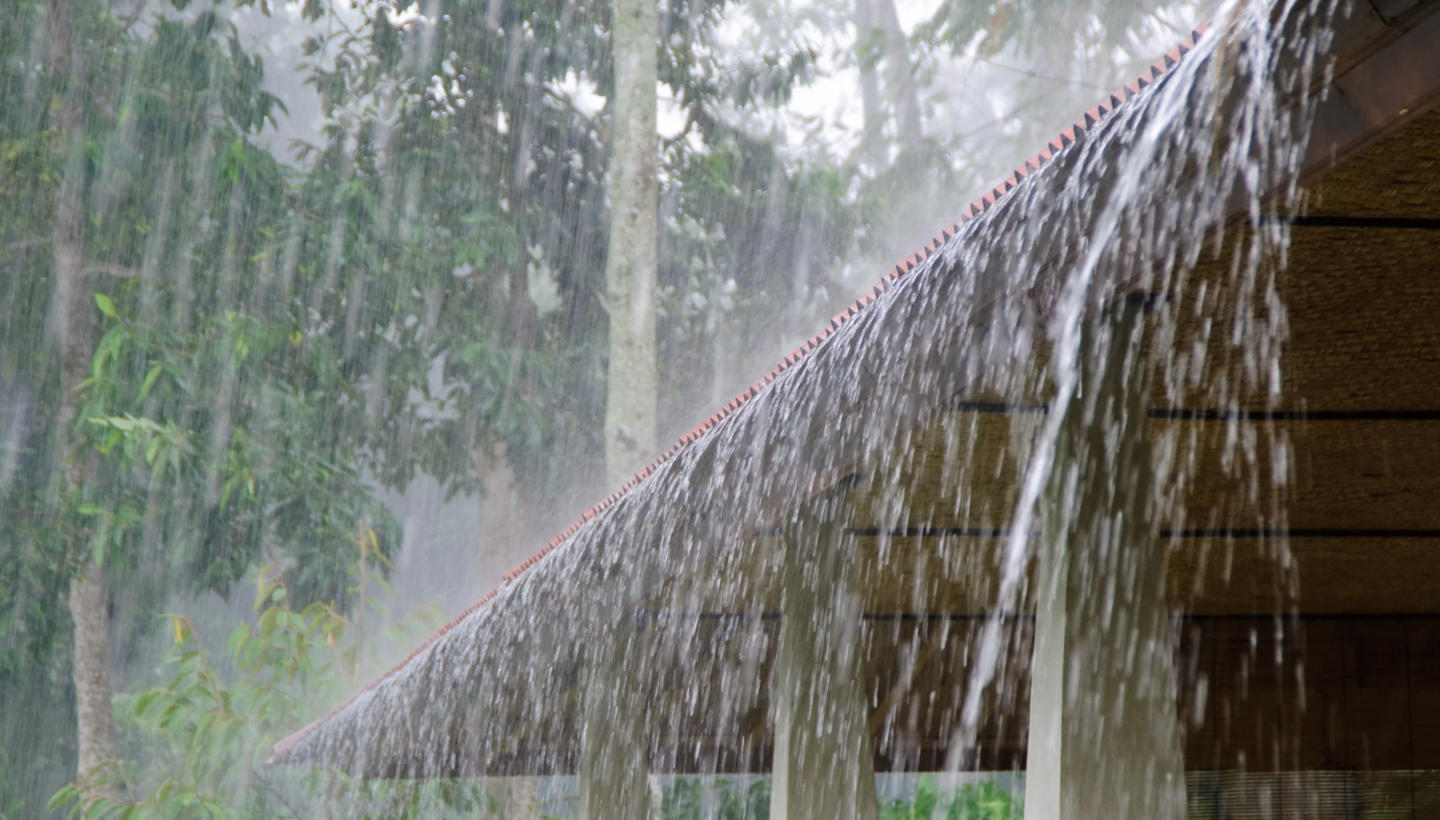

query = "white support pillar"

[770,511,879,820]
[488,777,541,819]
[580,628,657,820]
[1024,300,1186,820]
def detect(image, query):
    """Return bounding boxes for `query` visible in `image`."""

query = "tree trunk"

[602,0,659,489]
[853,0,886,164]
[68,566,117,788]
[872,0,921,149]
[852,0,922,162]
[46,0,120,795]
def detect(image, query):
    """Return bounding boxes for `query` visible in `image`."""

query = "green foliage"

[50,567,365,818]
[47,559,463,819]
[917,0,1167,60]
[660,774,1020,820]
[3,0,867,813]
[72,297,403,606]
[662,777,769,819]
[657,130,864,426]
[879,776,1021,820]
[1,1,405,811]
[285,0,866,496]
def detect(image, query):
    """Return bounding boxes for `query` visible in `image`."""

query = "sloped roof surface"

[270,0,1440,769]
[271,22,1212,764]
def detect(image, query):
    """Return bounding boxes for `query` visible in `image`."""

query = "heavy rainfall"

[5,0,1439,816]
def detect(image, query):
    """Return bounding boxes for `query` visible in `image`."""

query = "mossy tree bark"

[602,0,659,490]
[45,0,119,794]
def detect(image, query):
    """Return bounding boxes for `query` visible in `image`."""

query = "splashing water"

[275,0,1356,812]
[960,0,1338,742]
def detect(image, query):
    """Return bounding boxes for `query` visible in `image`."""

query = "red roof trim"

[271,21,1211,764]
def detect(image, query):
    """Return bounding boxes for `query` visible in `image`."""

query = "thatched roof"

[272,1,1440,779]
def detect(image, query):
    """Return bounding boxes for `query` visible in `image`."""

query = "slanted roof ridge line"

[491,18,1211,597]
[268,20,1211,764]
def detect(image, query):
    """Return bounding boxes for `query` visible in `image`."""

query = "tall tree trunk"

[594,0,659,806]
[853,0,886,163]
[872,0,921,149]
[602,0,659,489]
[46,0,120,794]
[68,566,116,789]
[852,0,922,162]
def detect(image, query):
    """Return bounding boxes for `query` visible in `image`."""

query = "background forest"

[0,0,1201,815]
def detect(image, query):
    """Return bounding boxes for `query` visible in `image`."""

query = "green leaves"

[879,777,1021,820]
[4,0,875,813]
[73,500,142,566]
[663,777,770,819]
[93,292,118,320]
[52,566,363,818]
[662,774,1019,820]
[455,207,521,272]
[88,414,187,463]
[370,8,401,68]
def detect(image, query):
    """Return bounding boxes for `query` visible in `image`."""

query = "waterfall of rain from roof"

[283,0,1343,810]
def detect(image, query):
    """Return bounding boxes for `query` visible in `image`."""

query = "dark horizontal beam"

[1165,527,1440,539]
[847,527,1440,539]
[1274,215,1440,230]
[634,611,1018,623]
[950,401,1440,421]
[637,610,1440,624]
[756,526,1440,539]
[849,527,1010,538]
[1149,408,1440,421]
[952,401,1048,415]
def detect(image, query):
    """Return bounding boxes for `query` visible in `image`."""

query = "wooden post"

[1024,300,1186,819]
[770,505,879,820]
[579,625,657,820]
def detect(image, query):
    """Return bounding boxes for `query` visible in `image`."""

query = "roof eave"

[270,0,1440,775]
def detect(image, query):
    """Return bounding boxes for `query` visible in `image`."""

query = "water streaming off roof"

[9,0,1440,816]
[277,0,1433,805]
